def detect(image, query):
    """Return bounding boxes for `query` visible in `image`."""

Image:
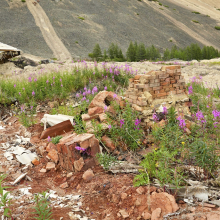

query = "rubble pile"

[124,65,191,125]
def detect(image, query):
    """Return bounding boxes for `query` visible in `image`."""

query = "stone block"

[40,120,74,139]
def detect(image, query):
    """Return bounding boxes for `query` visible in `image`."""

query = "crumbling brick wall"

[125,65,187,106]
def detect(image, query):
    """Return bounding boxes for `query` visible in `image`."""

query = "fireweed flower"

[188,85,193,95]
[34,78,37,82]
[30,106,33,110]
[152,113,159,122]
[76,93,80,98]
[75,146,86,151]
[47,136,51,142]
[61,84,63,87]
[135,118,141,129]
[177,116,186,129]
[196,110,206,124]
[28,77,32,82]
[14,84,16,88]
[32,91,35,96]
[163,106,168,115]
[23,88,25,90]
[104,86,107,90]
[104,105,108,112]
[46,80,49,84]
[108,125,112,130]
[19,92,21,96]
[113,94,117,100]
[60,78,62,82]
[120,119,125,128]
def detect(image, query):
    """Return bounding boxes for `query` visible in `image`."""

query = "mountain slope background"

[1,0,220,59]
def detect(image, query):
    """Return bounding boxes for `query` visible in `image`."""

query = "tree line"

[88,42,220,62]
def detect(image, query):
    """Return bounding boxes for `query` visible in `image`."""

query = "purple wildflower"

[14,84,16,88]
[61,84,63,87]
[32,91,35,96]
[120,119,125,128]
[19,92,21,96]
[46,80,49,84]
[76,93,80,98]
[104,105,108,112]
[163,106,168,115]
[108,125,112,130]
[134,118,141,130]
[113,94,117,100]
[23,88,25,90]
[47,136,51,142]
[152,113,159,122]
[28,77,32,82]
[34,78,37,82]
[196,110,206,124]
[104,86,107,90]
[188,85,193,95]
[177,116,186,129]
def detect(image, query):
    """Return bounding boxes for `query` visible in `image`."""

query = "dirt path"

[26,0,72,61]
[143,0,220,50]
[169,0,220,21]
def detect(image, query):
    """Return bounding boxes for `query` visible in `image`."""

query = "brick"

[173,84,180,87]
[134,80,140,84]
[158,74,169,79]
[169,84,173,87]
[180,76,184,79]
[168,91,177,95]
[160,82,169,86]
[129,95,137,100]
[138,97,147,101]
[164,88,170,92]
[176,68,181,73]
[175,76,179,80]
[134,75,144,80]
[166,69,175,74]
[156,92,167,97]
[170,80,176,84]
[154,79,160,83]
[177,90,184,94]
[148,75,157,80]
[161,65,181,71]
[154,90,160,94]
[129,78,134,82]
[180,86,183,90]
[165,78,170,82]
[153,86,161,91]
[179,79,185,83]
[136,84,145,89]
[155,71,164,76]
[159,89,165,93]
[150,83,160,87]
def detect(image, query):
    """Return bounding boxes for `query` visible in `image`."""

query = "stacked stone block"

[125,65,187,106]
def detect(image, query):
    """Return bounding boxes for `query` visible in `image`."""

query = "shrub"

[192,11,200,14]
[215,26,220,30]
[78,17,85,20]
[192,20,199,23]
[51,136,62,144]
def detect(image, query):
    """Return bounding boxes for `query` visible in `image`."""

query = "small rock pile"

[124,65,191,125]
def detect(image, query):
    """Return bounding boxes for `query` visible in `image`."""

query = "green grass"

[192,11,200,14]
[0,63,132,105]
[192,20,199,23]
[215,26,220,30]
[78,17,85,20]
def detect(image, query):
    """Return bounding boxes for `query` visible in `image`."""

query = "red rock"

[119,209,129,219]
[46,162,56,170]
[82,169,94,182]
[136,186,145,195]
[106,91,121,104]
[206,212,220,220]
[46,142,57,152]
[30,136,41,144]
[99,113,107,122]
[74,157,85,171]
[88,107,104,116]
[89,136,100,156]
[48,149,59,163]
[101,135,116,151]
[150,192,179,217]
[81,113,99,121]
[80,139,90,149]
[40,168,47,173]
[32,158,40,166]
[112,194,120,203]
[89,91,109,109]
[142,211,151,220]
[59,133,77,144]
[151,208,161,220]
[121,193,127,200]
[82,158,97,171]
[40,120,74,139]
[60,182,68,189]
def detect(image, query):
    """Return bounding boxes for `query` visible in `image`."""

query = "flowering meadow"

[134,74,220,190]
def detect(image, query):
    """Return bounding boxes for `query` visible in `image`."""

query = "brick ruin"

[124,65,190,125]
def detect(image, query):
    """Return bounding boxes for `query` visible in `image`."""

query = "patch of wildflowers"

[120,119,125,128]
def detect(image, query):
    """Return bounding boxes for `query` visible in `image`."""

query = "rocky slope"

[0,0,220,59]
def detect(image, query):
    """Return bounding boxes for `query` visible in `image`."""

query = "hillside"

[1,0,220,60]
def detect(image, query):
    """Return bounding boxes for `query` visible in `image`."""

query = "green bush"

[192,11,200,14]
[215,26,220,30]
[192,20,199,23]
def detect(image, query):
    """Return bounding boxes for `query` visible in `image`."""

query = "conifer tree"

[126,42,136,61]
[92,43,102,61]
